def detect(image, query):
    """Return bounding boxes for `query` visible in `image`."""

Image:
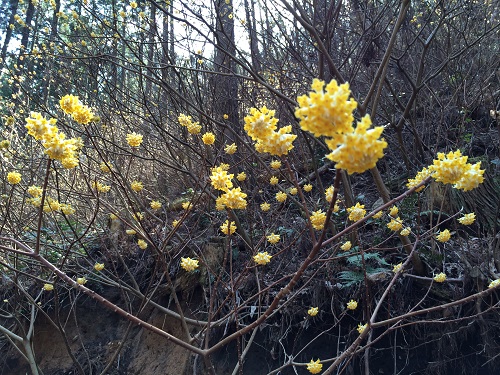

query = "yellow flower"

[372,211,383,219]
[25,112,57,141]
[276,191,287,203]
[133,212,144,221]
[60,204,75,215]
[224,143,237,154]
[306,359,322,374]
[406,167,432,192]
[260,202,271,211]
[270,160,281,169]
[126,132,143,147]
[436,229,451,243]
[357,323,367,334]
[488,279,500,288]
[100,162,112,173]
[458,213,475,225]
[310,210,327,230]
[429,150,468,185]
[433,272,446,283]
[94,263,105,271]
[130,1,137,8]
[27,185,43,197]
[326,115,387,175]
[346,299,358,310]
[150,200,162,210]
[453,162,485,191]
[94,181,110,193]
[269,176,279,185]
[137,239,148,249]
[260,125,297,156]
[180,257,199,271]
[7,171,22,184]
[307,307,319,317]
[244,106,278,141]
[400,227,411,236]
[186,121,201,134]
[389,206,399,217]
[0,140,10,149]
[178,113,192,127]
[393,263,403,273]
[289,187,298,195]
[109,213,118,220]
[267,233,280,244]
[223,113,229,119]
[77,277,87,285]
[172,220,179,227]
[387,217,403,232]
[182,201,192,210]
[341,241,352,251]
[220,220,237,235]
[303,184,313,192]
[43,283,54,291]
[296,78,357,138]
[347,202,366,222]
[202,132,215,145]
[236,172,246,181]
[71,104,94,125]
[325,186,334,202]
[253,252,272,265]
[126,229,137,235]
[210,166,234,191]
[59,94,80,114]
[130,180,143,192]
[217,187,247,210]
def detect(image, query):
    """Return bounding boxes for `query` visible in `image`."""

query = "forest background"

[0,0,499,374]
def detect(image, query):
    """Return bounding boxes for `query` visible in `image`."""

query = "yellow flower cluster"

[296,78,357,137]
[220,220,237,235]
[325,186,334,202]
[346,299,358,310]
[244,107,297,156]
[43,283,54,291]
[92,181,111,193]
[436,229,451,243]
[210,165,234,191]
[60,94,94,125]
[276,191,287,203]
[253,251,272,265]
[389,206,399,217]
[7,171,21,184]
[28,185,43,197]
[178,113,201,134]
[100,162,112,172]
[270,160,281,169]
[347,202,366,222]
[406,167,432,192]
[310,210,327,230]
[458,213,475,225]
[224,143,237,154]
[267,233,280,244]
[357,323,367,334]
[130,180,143,192]
[126,132,143,147]
[137,239,148,249]
[387,217,403,232]
[236,172,246,181]
[150,200,162,210]
[202,132,215,145]
[306,359,322,374]
[433,272,446,283]
[393,263,403,273]
[303,184,313,192]
[94,263,105,271]
[210,164,246,210]
[269,176,279,185]
[341,241,352,251]
[326,115,387,174]
[77,277,87,285]
[216,187,247,210]
[429,150,484,191]
[400,227,411,236]
[296,79,386,174]
[307,307,319,316]
[25,112,81,168]
[488,279,500,288]
[260,202,271,211]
